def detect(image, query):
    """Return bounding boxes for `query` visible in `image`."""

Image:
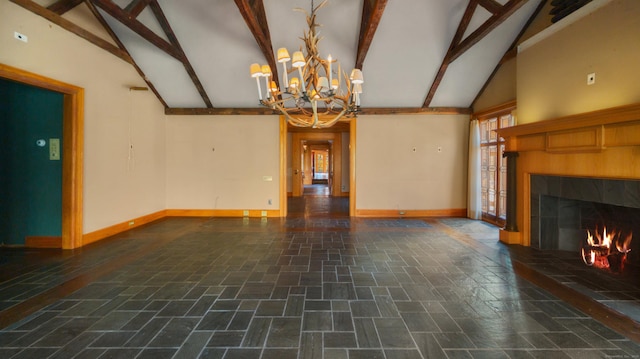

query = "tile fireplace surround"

[498,103,640,247]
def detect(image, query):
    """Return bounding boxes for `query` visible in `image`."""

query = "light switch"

[49,138,60,160]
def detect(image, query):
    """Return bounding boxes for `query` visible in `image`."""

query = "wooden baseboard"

[499,229,521,244]
[165,209,280,218]
[356,208,467,218]
[25,236,62,249]
[82,210,167,246]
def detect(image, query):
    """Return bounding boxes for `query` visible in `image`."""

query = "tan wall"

[356,114,469,211]
[165,116,281,210]
[0,2,166,233]
[473,58,517,112]
[517,0,640,124]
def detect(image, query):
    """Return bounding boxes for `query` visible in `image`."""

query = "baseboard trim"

[25,236,62,249]
[165,209,280,218]
[355,208,467,218]
[82,210,167,246]
[79,207,464,248]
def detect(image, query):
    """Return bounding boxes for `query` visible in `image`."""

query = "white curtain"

[467,119,482,220]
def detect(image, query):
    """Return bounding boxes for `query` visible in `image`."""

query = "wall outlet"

[268,199,272,205]
[129,221,135,226]
[243,210,249,217]
[341,185,346,191]
[399,211,405,215]
[261,211,267,217]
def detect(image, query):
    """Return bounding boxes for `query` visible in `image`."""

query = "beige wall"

[356,114,469,211]
[473,58,517,112]
[0,2,167,233]
[517,0,640,123]
[165,116,281,210]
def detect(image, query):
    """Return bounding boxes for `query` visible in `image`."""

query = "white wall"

[165,115,281,210]
[356,115,469,211]
[0,2,167,233]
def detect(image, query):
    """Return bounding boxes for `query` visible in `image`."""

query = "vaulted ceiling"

[13,0,549,115]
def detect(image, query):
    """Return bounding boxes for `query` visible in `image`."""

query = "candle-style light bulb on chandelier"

[249,0,363,128]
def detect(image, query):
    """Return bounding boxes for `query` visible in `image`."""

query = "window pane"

[489,118,498,142]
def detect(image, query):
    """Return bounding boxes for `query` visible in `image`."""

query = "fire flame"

[581,226,632,272]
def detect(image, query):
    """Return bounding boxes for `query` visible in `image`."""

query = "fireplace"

[496,103,640,250]
[530,175,640,273]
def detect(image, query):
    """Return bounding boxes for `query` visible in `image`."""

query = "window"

[479,113,514,226]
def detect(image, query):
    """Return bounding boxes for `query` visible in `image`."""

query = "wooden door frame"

[280,117,356,217]
[0,64,84,249]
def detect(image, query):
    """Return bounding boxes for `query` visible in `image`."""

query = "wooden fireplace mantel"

[496,102,640,246]
[498,103,640,154]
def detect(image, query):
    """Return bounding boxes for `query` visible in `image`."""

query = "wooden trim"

[350,119,357,217]
[82,210,166,246]
[164,107,473,116]
[0,64,84,250]
[545,125,604,153]
[280,116,287,217]
[355,209,467,218]
[165,209,280,218]
[498,103,640,138]
[25,236,62,249]
[473,100,517,119]
[47,0,84,15]
[9,0,133,64]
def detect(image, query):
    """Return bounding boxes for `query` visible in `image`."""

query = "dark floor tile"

[262,348,298,359]
[242,317,271,347]
[157,300,195,316]
[91,331,136,348]
[348,349,385,359]
[125,317,171,347]
[324,332,357,348]
[149,317,199,347]
[136,348,176,359]
[224,348,262,358]
[305,300,331,311]
[266,317,301,347]
[354,318,381,348]
[374,318,415,348]
[207,331,245,347]
[173,332,212,359]
[97,348,141,358]
[351,300,380,317]
[197,311,235,330]
[284,295,305,316]
[255,300,286,316]
[303,311,332,331]
[299,332,322,359]
[401,312,439,332]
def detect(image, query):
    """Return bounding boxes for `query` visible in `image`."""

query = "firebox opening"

[531,175,640,275]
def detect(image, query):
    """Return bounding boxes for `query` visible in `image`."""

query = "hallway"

[1,199,639,357]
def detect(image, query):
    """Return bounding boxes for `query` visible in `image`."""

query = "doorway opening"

[0,64,84,249]
[286,120,352,218]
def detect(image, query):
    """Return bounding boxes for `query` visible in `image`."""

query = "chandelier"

[249,0,363,128]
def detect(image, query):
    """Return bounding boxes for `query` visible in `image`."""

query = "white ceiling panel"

[101,10,205,108]
[430,0,543,107]
[358,0,468,108]
[156,0,266,108]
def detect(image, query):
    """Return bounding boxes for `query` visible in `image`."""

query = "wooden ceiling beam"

[47,0,84,15]
[471,0,547,109]
[84,0,168,109]
[423,0,527,108]
[10,0,133,64]
[165,107,472,116]
[90,0,183,61]
[423,0,477,108]
[234,0,279,90]
[355,0,388,70]
[449,0,528,63]
[477,0,503,14]
[125,0,153,18]
[148,1,212,107]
